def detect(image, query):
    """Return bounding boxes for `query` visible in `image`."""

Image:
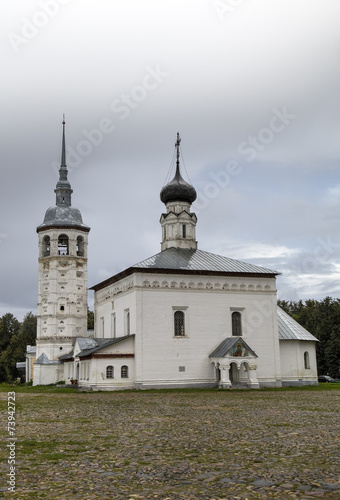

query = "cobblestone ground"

[0,389,340,499]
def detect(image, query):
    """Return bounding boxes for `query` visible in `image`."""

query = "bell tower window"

[58,234,69,255]
[76,236,84,256]
[42,236,50,256]
[182,225,186,238]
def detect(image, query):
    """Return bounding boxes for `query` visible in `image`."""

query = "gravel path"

[1,389,339,499]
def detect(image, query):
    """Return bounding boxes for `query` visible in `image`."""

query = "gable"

[210,337,257,358]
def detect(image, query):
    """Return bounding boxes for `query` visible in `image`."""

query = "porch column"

[247,364,260,389]
[219,363,231,389]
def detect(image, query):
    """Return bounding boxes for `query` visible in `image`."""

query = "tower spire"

[55,115,73,206]
[61,113,66,166]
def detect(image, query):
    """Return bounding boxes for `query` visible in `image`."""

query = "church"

[30,122,318,389]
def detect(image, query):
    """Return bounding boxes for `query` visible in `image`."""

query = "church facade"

[32,126,318,389]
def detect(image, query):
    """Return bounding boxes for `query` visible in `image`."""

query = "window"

[174,310,185,336]
[76,236,84,256]
[182,224,186,238]
[58,234,69,255]
[42,235,50,256]
[60,305,65,311]
[121,365,128,378]
[304,351,310,369]
[106,366,114,379]
[125,309,130,336]
[232,311,242,336]
[111,313,116,338]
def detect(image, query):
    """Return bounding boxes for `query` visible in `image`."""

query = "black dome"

[160,170,197,204]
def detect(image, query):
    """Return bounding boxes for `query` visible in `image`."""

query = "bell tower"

[160,134,197,251]
[33,117,90,385]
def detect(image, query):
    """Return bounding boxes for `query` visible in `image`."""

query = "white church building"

[32,124,318,389]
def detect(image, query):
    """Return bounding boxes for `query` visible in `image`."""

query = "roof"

[91,248,279,291]
[26,345,36,355]
[210,337,257,358]
[74,335,134,358]
[34,353,59,365]
[37,205,90,231]
[277,307,318,341]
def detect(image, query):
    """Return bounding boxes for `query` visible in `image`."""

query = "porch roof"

[209,337,257,358]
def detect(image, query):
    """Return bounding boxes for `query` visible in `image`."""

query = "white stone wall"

[279,340,318,385]
[95,276,136,339]
[94,271,282,388]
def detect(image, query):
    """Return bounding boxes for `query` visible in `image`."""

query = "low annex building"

[31,127,318,389]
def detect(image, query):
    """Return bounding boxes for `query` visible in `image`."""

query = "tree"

[0,313,20,351]
[0,312,37,382]
[87,308,94,330]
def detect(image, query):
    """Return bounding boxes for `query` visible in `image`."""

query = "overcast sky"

[1,0,340,320]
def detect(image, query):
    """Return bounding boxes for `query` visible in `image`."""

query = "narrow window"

[106,366,114,379]
[58,234,69,255]
[76,236,84,256]
[42,235,50,256]
[125,310,130,336]
[60,305,65,311]
[174,311,185,336]
[163,226,166,239]
[111,313,116,338]
[304,351,310,369]
[182,224,186,238]
[121,365,128,378]
[232,311,242,336]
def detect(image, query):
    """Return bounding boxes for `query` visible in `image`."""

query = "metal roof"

[277,307,318,341]
[34,353,59,365]
[37,205,90,231]
[210,337,257,358]
[75,335,134,358]
[134,248,279,274]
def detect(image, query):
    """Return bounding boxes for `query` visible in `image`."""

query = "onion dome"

[160,133,197,205]
[37,117,89,231]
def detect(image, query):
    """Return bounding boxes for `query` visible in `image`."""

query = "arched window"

[76,236,84,256]
[121,365,128,378]
[174,311,185,336]
[106,366,114,379]
[125,310,130,336]
[304,351,310,369]
[58,234,69,255]
[232,311,242,336]
[42,235,50,256]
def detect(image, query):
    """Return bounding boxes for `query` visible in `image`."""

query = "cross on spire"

[175,132,181,175]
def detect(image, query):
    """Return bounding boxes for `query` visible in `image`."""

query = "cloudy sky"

[1,0,340,320]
